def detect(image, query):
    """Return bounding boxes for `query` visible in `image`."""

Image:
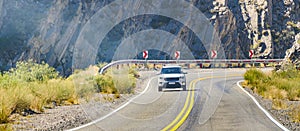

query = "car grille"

[165,78,180,81]
[166,82,181,88]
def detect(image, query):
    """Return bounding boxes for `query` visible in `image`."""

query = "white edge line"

[237,80,289,131]
[68,76,156,131]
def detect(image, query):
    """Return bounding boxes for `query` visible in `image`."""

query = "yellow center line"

[162,74,242,131]
[161,79,195,131]
[170,79,197,131]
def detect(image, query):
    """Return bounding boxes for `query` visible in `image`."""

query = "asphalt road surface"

[74,69,282,131]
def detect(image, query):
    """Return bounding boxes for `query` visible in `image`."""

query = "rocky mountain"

[0,0,299,75]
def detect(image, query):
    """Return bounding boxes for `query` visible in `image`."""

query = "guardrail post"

[211,60,214,68]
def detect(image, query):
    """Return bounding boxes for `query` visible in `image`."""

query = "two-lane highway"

[72,69,282,131]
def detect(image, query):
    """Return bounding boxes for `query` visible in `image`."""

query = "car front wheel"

[182,85,186,91]
[158,86,163,92]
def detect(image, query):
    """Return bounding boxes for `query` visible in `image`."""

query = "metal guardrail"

[99,59,283,74]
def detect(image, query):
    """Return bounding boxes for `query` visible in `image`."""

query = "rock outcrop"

[0,0,299,75]
[281,32,300,68]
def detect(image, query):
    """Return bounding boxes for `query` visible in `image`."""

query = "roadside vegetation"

[0,60,138,128]
[243,66,300,122]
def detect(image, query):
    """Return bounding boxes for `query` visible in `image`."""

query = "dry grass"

[0,61,78,124]
[290,105,300,122]
[69,67,98,100]
[0,89,15,124]
[0,124,12,131]
[0,62,138,124]
[262,86,288,100]
[244,67,300,121]
[244,68,300,101]
[101,66,137,94]
[0,79,78,123]
[272,99,288,110]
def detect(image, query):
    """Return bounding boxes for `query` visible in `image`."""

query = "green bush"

[7,60,58,82]
[94,74,117,94]
[244,68,266,86]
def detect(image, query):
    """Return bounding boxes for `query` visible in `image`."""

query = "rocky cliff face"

[0,0,299,75]
[281,32,300,68]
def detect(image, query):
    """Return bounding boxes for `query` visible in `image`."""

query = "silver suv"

[158,65,187,91]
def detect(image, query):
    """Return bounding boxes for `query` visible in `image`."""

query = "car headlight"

[159,77,164,79]
[180,76,185,79]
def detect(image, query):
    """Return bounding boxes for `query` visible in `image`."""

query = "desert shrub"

[0,73,18,89]
[7,60,58,82]
[68,67,98,99]
[0,61,76,123]
[129,66,139,78]
[95,66,137,94]
[112,74,136,94]
[244,68,266,87]
[0,89,15,124]
[29,79,76,108]
[94,74,117,94]
[274,67,299,79]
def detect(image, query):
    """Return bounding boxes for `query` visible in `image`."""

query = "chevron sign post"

[249,50,254,59]
[249,50,254,67]
[211,50,217,59]
[175,51,180,59]
[143,50,148,59]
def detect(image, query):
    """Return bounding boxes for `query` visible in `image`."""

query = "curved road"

[74,69,281,131]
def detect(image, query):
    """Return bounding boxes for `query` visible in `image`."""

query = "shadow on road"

[162,89,199,92]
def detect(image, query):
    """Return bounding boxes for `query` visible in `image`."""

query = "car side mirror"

[182,71,187,74]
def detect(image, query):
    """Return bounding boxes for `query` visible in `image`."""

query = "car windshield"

[161,67,181,74]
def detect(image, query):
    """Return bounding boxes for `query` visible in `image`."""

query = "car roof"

[162,65,181,68]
